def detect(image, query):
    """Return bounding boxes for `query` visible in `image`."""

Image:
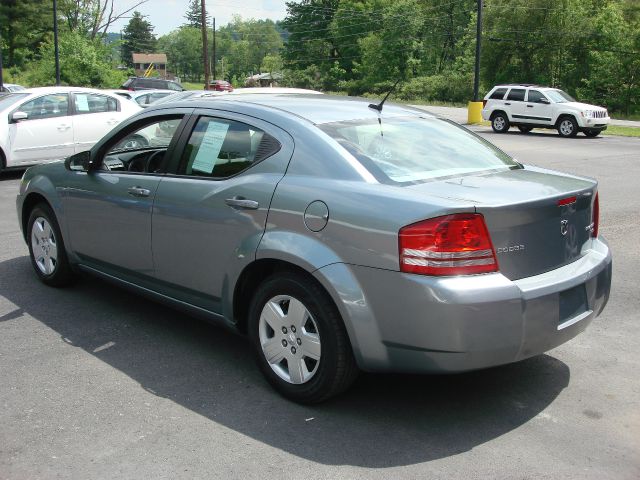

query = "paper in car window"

[75,95,90,112]
[191,121,230,174]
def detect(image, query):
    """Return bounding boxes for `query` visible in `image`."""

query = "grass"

[181,81,205,90]
[601,125,640,137]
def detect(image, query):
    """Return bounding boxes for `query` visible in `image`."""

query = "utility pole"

[53,0,61,85]
[473,0,483,102]
[200,0,210,88]
[0,32,4,90]
[212,17,216,79]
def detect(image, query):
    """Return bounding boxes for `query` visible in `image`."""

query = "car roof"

[160,93,434,125]
[21,86,119,95]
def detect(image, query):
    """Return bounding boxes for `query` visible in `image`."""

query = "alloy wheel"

[258,295,321,384]
[30,217,58,275]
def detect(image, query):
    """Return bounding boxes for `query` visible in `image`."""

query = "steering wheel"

[145,150,166,173]
[127,154,147,172]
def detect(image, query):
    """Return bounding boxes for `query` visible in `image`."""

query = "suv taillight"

[482,99,487,107]
[399,213,498,276]
[592,192,599,238]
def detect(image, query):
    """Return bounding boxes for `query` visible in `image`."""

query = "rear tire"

[248,271,358,403]
[491,112,510,133]
[557,116,578,137]
[27,203,75,287]
[517,126,533,133]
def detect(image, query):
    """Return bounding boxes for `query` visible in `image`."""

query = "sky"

[109,0,290,35]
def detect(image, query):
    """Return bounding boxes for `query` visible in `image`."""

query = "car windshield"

[545,89,576,103]
[320,116,519,184]
[0,93,29,110]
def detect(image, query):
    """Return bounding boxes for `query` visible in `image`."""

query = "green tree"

[158,26,203,81]
[19,31,127,87]
[184,0,210,29]
[121,11,156,67]
[0,0,51,68]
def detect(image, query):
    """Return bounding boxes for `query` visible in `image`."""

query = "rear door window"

[179,116,280,178]
[507,89,526,101]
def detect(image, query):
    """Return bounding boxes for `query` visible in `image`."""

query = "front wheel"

[248,272,358,403]
[584,129,602,138]
[27,204,75,287]
[491,113,510,133]
[557,117,578,137]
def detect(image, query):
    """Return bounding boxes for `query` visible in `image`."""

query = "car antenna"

[368,78,401,112]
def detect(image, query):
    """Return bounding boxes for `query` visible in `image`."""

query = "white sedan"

[0,86,141,172]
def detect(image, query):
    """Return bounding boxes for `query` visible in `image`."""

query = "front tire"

[27,204,75,287]
[584,129,602,138]
[491,112,510,133]
[557,116,578,137]
[248,272,358,403]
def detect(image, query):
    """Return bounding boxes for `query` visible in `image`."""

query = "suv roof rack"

[502,83,539,87]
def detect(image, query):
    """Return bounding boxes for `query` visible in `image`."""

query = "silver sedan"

[16,94,612,403]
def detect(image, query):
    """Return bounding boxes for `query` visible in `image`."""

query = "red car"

[205,80,233,92]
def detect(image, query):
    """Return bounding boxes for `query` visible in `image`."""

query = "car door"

[62,114,188,281]
[151,110,293,314]
[523,89,554,125]
[9,93,74,165]
[504,88,527,122]
[71,92,125,152]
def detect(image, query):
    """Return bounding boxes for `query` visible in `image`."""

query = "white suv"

[481,84,610,137]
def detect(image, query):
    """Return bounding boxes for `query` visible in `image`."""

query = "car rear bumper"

[316,237,611,373]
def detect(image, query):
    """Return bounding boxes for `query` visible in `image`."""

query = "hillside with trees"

[1,0,637,115]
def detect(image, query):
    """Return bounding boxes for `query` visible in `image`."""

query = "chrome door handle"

[57,124,71,131]
[128,186,151,197]
[107,119,119,125]
[225,196,259,209]
[504,102,511,105]
[527,105,534,108]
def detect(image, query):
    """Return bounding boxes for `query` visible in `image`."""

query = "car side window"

[507,89,526,101]
[74,93,118,114]
[19,94,69,120]
[527,90,547,103]
[179,116,280,179]
[168,82,182,91]
[135,94,150,105]
[489,88,507,100]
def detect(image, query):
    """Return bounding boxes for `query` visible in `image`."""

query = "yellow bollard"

[467,101,484,124]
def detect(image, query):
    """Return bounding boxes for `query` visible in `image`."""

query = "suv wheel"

[557,116,578,137]
[584,129,602,138]
[491,113,510,133]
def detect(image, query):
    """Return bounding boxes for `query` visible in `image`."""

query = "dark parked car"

[16,94,611,403]
[121,77,184,92]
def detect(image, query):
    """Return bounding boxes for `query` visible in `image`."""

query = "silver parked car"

[16,94,612,403]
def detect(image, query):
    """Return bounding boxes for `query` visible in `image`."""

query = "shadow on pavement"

[0,255,570,467]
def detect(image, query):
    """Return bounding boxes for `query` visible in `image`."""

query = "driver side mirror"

[11,111,28,122]
[65,151,92,172]
[539,98,550,104]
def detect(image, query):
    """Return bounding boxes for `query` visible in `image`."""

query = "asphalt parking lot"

[1,129,638,479]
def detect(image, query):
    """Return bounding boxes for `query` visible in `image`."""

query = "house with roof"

[132,53,168,78]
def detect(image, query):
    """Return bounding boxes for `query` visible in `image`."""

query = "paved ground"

[411,104,640,128]
[1,131,639,479]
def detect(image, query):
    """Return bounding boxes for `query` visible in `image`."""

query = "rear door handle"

[128,186,151,197]
[527,104,534,108]
[107,119,119,126]
[57,124,71,131]
[504,102,511,105]
[225,196,259,209]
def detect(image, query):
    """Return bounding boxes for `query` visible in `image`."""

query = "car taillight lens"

[592,192,599,238]
[482,99,487,107]
[399,213,498,276]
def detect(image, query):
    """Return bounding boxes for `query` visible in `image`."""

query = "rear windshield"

[0,93,29,110]
[320,116,519,184]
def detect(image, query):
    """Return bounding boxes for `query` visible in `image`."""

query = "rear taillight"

[592,192,599,238]
[482,99,487,107]
[399,213,498,276]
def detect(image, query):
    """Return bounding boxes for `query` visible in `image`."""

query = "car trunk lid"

[406,167,597,280]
